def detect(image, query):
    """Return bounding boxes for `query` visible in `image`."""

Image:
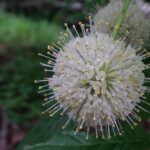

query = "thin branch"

[112,0,131,39]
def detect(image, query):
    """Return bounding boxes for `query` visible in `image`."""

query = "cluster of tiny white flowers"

[93,1,150,43]
[36,1,150,139]
[49,32,147,138]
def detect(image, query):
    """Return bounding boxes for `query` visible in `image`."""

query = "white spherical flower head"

[93,1,150,43]
[37,24,150,139]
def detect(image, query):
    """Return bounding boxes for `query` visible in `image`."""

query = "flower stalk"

[112,0,131,39]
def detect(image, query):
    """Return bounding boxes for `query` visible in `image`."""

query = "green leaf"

[0,9,63,50]
[15,114,150,150]
[139,92,150,120]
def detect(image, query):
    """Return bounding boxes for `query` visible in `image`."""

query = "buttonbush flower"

[35,22,150,139]
[93,1,150,43]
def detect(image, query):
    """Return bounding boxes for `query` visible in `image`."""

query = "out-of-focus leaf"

[0,9,63,50]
